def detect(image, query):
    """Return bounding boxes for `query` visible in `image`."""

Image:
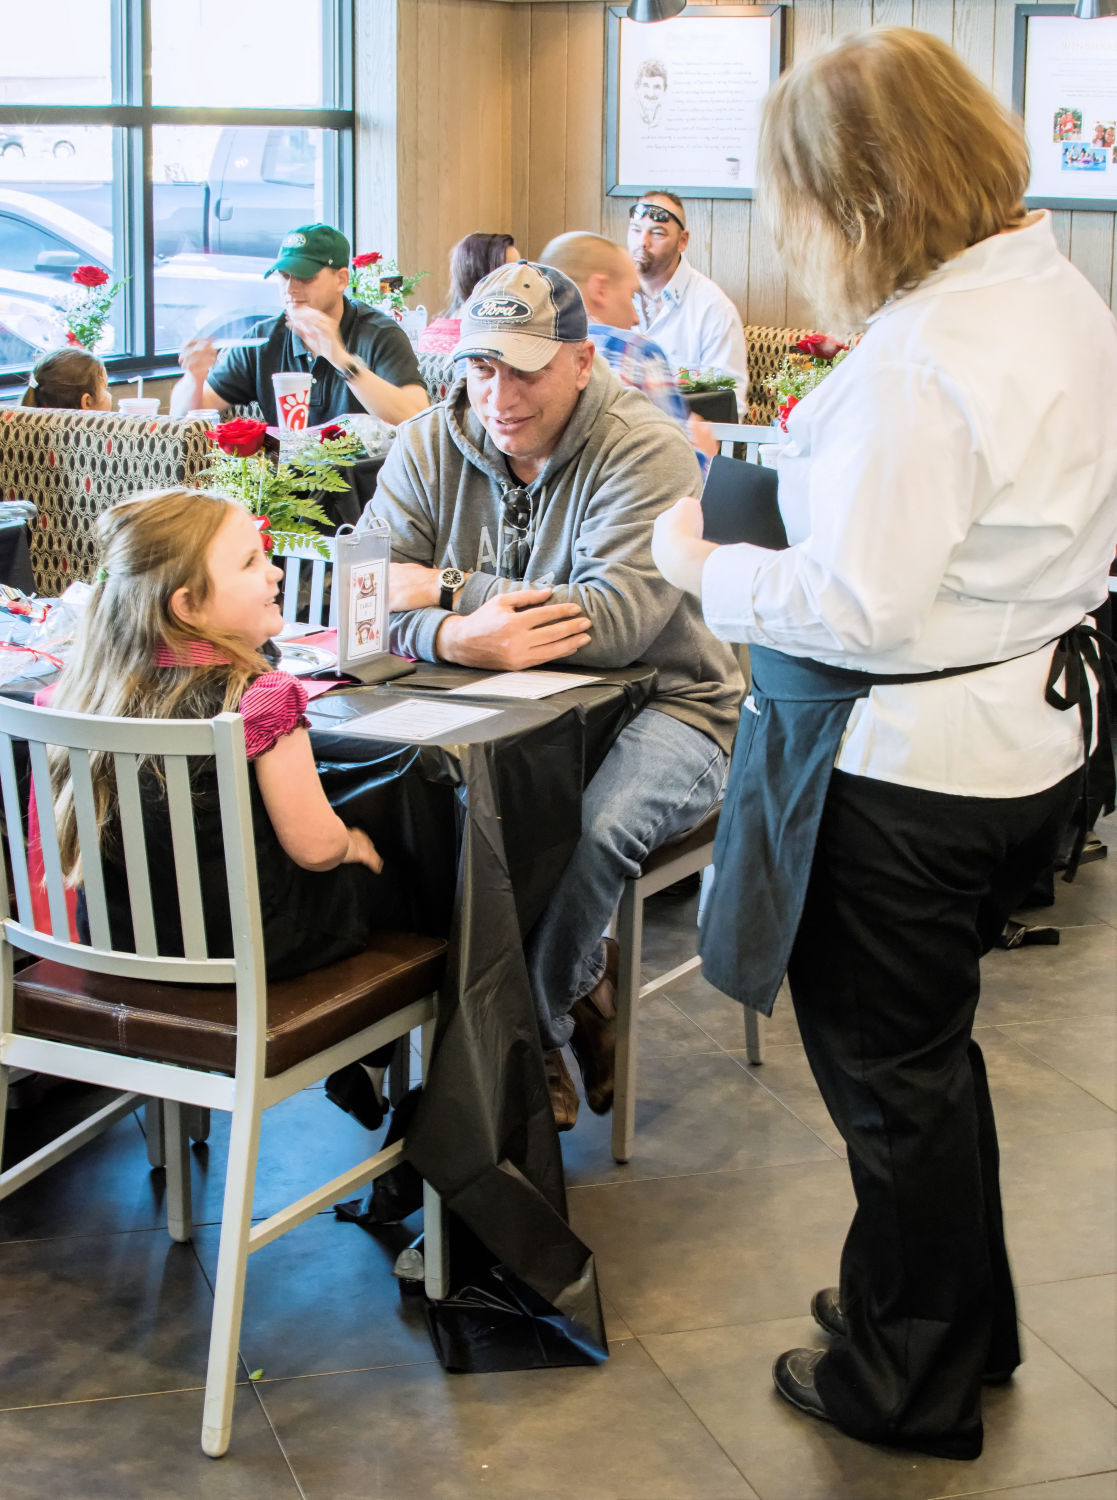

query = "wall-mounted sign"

[1013,4,1117,211]
[606,5,784,200]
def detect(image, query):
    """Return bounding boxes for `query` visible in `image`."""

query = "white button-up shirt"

[701,213,1117,797]
[635,256,750,419]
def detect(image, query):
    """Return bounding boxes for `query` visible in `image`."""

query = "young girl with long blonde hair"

[48,488,384,980]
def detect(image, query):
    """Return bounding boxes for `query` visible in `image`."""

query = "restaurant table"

[318,453,387,529]
[682,387,738,425]
[1,655,656,1370]
[307,661,655,1368]
[0,508,36,593]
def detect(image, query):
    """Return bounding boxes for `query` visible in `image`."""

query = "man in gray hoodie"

[364,261,743,1129]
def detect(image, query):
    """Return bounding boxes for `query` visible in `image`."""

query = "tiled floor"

[1,819,1115,1499]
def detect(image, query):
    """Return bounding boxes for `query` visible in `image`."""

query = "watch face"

[439,568,465,589]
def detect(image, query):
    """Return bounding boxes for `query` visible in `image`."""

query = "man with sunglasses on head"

[362,261,742,1131]
[627,191,750,418]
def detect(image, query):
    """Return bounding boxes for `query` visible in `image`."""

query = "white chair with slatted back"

[707,423,779,462]
[277,536,333,633]
[0,697,447,1458]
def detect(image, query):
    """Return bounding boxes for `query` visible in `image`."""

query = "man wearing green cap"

[170,222,429,427]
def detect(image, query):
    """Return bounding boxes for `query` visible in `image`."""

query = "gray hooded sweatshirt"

[367,357,743,755]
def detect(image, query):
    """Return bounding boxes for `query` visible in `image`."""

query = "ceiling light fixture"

[626,0,686,22]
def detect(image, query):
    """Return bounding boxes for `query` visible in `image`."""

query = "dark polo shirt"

[207,296,423,426]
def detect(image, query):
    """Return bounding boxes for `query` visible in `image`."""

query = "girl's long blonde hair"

[49,489,271,881]
[757,27,1030,331]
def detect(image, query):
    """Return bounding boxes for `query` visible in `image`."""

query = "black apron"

[699,625,1115,1015]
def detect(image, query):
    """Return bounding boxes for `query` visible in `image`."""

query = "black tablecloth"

[0,517,34,593]
[321,454,387,529]
[307,662,654,1364]
[683,388,738,424]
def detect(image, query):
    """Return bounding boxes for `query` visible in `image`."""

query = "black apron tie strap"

[1044,622,1117,880]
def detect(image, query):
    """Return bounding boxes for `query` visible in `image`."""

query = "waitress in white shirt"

[653,27,1117,1464]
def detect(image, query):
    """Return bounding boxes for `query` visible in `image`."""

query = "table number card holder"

[330,520,415,685]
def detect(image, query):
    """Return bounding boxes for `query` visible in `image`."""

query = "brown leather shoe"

[543,1048,579,1132]
[569,938,619,1115]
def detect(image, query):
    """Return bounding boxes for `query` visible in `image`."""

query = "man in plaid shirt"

[541,233,716,466]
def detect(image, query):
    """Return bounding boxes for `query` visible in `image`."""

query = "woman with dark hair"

[417,231,518,353]
[652,27,1117,1462]
[21,348,112,411]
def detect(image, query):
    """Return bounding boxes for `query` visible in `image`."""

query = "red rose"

[319,424,346,442]
[793,333,847,362]
[72,265,110,288]
[351,251,382,268]
[65,331,81,346]
[777,395,800,432]
[208,417,268,457]
[254,515,274,553]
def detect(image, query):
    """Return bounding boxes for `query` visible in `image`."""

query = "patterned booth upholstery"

[743,324,813,425]
[424,331,810,424]
[417,352,458,406]
[0,408,211,595]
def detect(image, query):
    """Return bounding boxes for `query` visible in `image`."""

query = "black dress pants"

[786,767,1080,1459]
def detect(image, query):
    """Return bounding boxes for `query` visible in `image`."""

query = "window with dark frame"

[0,0,354,379]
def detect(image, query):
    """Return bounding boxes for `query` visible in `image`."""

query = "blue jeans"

[526,708,729,1049]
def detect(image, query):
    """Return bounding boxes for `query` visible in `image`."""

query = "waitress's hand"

[652,497,716,597]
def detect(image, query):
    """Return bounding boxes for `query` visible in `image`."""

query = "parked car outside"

[0,188,281,366]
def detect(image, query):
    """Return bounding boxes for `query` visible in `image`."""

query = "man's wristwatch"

[340,354,367,382]
[438,567,466,611]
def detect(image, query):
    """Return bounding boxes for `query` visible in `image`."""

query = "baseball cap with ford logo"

[452,261,588,372]
[265,223,350,279]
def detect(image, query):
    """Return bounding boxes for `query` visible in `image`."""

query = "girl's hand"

[344,826,384,873]
[652,497,717,597]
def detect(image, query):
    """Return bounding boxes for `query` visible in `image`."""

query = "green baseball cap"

[265,223,350,279]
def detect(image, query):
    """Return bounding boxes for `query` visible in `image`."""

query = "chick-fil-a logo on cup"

[272,371,313,431]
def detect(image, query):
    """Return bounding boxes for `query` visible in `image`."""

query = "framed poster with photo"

[605,5,785,200]
[1013,4,1117,211]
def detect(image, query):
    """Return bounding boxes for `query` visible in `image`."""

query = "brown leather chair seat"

[13,931,447,1078]
[639,806,720,879]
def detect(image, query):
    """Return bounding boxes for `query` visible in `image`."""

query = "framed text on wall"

[605,5,785,201]
[1013,4,1117,212]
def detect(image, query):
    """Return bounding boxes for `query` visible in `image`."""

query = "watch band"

[341,355,366,382]
[439,583,455,611]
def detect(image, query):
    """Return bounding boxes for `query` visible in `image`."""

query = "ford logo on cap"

[469,295,532,323]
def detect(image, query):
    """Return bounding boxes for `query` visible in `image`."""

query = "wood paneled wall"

[358,0,526,317]
[359,0,1116,322]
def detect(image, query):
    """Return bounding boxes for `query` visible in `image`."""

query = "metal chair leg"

[743,1005,763,1065]
[144,1098,165,1168]
[611,882,643,1165]
[184,1105,210,1144]
[420,1013,448,1300]
[163,1100,193,1243]
[0,1065,10,1179]
[697,863,715,926]
[388,1033,411,1106]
